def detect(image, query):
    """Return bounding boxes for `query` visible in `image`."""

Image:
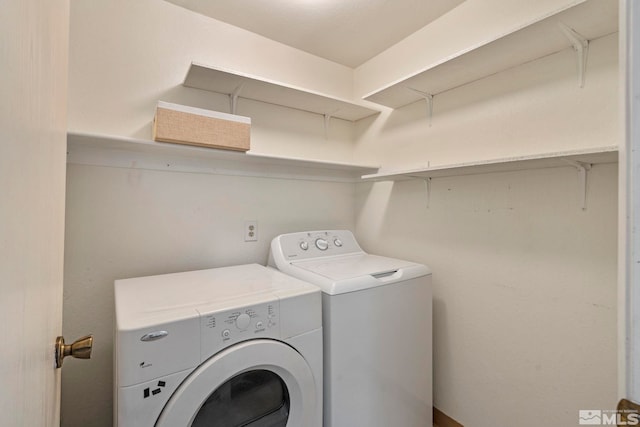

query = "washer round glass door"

[155,339,318,427]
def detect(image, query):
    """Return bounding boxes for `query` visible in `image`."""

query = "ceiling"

[165,0,466,68]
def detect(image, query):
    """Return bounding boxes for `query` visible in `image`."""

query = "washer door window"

[156,339,318,427]
[192,369,289,426]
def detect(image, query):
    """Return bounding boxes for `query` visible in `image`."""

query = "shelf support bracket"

[323,109,340,140]
[405,174,432,208]
[559,23,589,88]
[562,159,592,210]
[424,177,432,208]
[229,84,244,115]
[407,87,434,126]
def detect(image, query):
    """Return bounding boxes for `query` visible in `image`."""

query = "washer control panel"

[199,302,279,360]
[276,230,362,261]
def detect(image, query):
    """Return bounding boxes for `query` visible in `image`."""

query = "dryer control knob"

[236,313,251,330]
[315,238,329,251]
[299,241,309,251]
[334,238,343,247]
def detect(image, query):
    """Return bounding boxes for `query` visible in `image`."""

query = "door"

[0,0,69,426]
[621,0,640,419]
[155,340,318,427]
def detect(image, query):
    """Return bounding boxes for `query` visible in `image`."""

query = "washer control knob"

[334,238,343,247]
[222,329,231,339]
[315,238,329,251]
[236,313,251,330]
[299,241,309,251]
[256,321,264,330]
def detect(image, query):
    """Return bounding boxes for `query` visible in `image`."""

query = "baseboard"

[434,407,464,427]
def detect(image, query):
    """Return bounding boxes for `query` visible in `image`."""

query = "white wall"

[355,166,617,426]
[353,31,619,427]
[354,33,618,168]
[68,0,356,162]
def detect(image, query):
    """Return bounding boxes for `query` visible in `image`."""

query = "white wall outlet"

[244,220,258,242]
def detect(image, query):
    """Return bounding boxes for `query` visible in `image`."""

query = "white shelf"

[183,62,381,122]
[364,0,618,109]
[67,132,380,183]
[361,146,618,181]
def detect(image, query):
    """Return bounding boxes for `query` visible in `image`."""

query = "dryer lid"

[289,253,430,295]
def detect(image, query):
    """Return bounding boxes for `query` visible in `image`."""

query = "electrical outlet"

[244,221,258,242]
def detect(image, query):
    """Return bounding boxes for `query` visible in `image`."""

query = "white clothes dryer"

[114,264,322,427]
[269,230,432,427]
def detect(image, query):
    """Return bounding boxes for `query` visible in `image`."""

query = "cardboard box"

[153,101,250,151]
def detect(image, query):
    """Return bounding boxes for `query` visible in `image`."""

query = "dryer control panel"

[272,230,363,262]
[199,301,280,361]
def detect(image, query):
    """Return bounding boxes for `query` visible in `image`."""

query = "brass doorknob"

[55,335,93,369]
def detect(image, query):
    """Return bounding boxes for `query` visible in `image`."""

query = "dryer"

[269,230,432,427]
[114,263,322,427]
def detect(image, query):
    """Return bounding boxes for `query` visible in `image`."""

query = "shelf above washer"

[67,132,380,182]
[361,146,618,182]
[183,62,381,122]
[363,0,618,109]
[362,146,618,210]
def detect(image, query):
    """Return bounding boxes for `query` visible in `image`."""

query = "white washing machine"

[114,263,323,427]
[269,230,432,427]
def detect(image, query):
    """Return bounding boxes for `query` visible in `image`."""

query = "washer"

[114,263,322,427]
[269,230,432,427]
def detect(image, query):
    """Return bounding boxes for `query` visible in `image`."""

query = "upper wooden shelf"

[67,132,380,182]
[183,63,381,122]
[363,0,618,109]
[361,146,618,182]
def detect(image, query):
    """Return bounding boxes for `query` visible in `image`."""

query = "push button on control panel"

[236,313,251,330]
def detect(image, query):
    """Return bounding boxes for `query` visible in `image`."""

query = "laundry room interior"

[61,1,619,426]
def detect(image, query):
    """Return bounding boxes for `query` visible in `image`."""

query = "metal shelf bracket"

[424,177,432,208]
[229,84,244,115]
[323,109,340,139]
[324,113,331,139]
[407,87,434,126]
[404,174,432,208]
[562,158,592,210]
[559,23,589,88]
